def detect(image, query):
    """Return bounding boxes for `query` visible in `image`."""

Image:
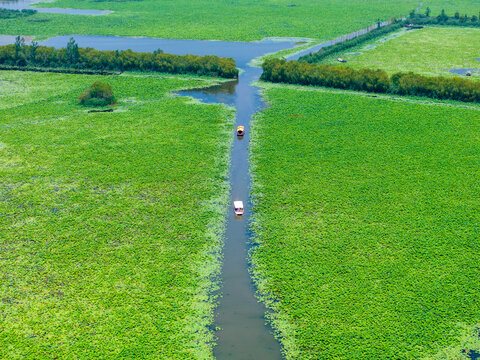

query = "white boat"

[233,201,244,215]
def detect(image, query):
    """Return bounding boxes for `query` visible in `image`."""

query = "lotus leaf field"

[1,0,477,41]
[0,71,233,359]
[251,84,480,359]
[326,27,480,78]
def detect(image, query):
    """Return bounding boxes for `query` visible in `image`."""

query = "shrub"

[79,80,115,106]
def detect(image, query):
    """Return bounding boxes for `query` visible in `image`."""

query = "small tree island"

[79,80,115,107]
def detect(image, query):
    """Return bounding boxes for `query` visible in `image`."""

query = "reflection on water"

[0,0,111,15]
[178,80,238,107]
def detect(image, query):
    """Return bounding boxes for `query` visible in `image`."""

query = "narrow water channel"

[179,65,286,360]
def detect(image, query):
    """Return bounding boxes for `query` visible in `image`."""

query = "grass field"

[0,71,233,359]
[324,27,480,78]
[251,84,480,359]
[0,0,458,41]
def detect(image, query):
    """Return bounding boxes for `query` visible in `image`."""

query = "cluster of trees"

[261,59,389,92]
[409,8,480,26]
[391,72,480,102]
[298,22,404,64]
[0,9,36,19]
[79,80,116,107]
[0,37,238,78]
[261,59,480,103]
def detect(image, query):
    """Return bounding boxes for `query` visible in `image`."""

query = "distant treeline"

[0,37,238,78]
[0,64,119,75]
[298,22,404,64]
[261,59,480,103]
[0,8,37,19]
[409,8,480,26]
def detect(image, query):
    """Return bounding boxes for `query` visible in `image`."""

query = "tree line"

[0,8,37,19]
[261,59,480,103]
[409,8,480,26]
[298,21,404,64]
[0,37,238,78]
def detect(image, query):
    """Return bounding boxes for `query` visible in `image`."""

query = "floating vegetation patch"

[251,86,480,360]
[331,28,480,78]
[0,71,233,359]
[0,0,460,42]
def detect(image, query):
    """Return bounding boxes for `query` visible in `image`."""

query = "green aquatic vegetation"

[298,22,405,64]
[2,0,477,41]
[0,71,95,109]
[329,27,480,78]
[251,85,480,359]
[0,71,233,359]
[0,0,421,41]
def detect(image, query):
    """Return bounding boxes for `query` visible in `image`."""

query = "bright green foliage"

[331,27,480,77]
[0,71,90,109]
[79,79,115,106]
[0,0,428,41]
[251,85,480,359]
[298,22,405,64]
[0,71,233,359]
[4,0,477,41]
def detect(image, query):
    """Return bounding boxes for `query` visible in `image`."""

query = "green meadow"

[0,71,233,359]
[326,27,480,78]
[0,0,459,41]
[251,85,480,359]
